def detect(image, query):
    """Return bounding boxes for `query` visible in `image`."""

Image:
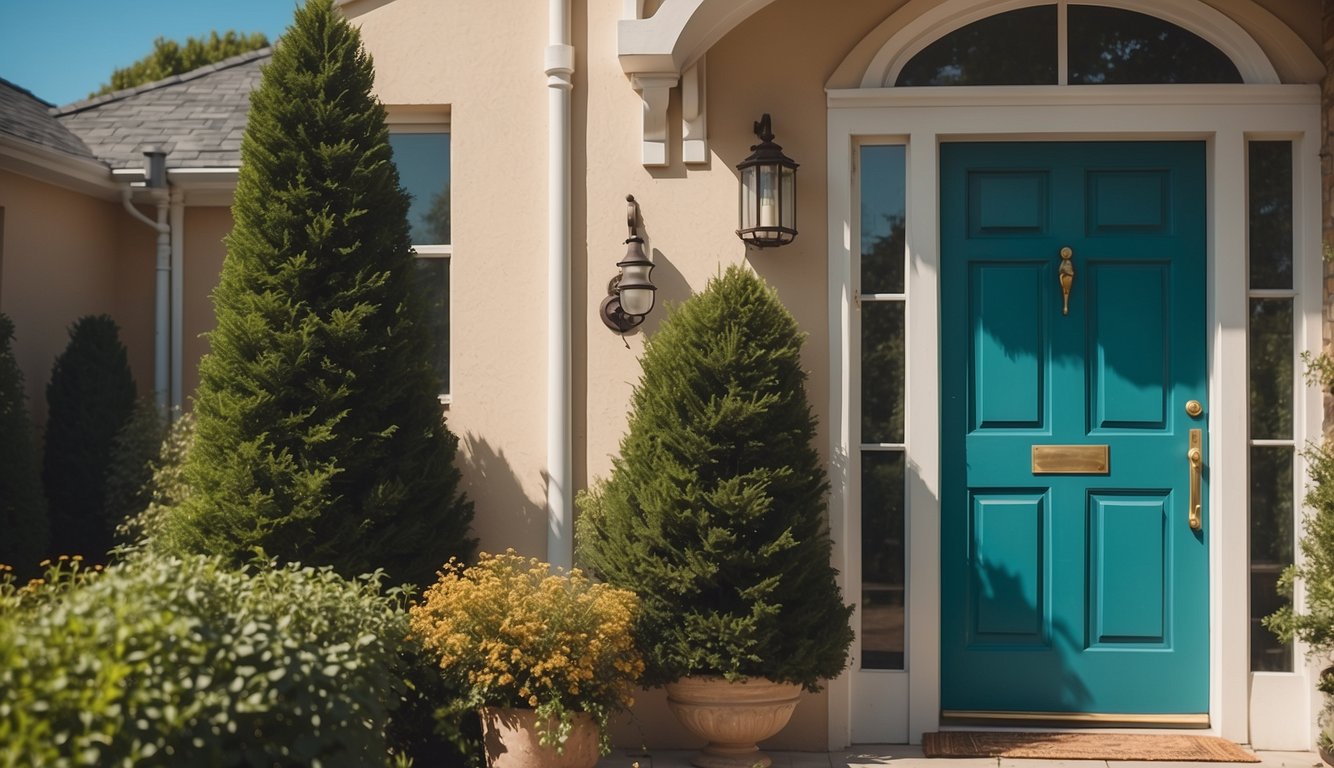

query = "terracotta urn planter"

[479,707,599,768]
[664,676,802,768]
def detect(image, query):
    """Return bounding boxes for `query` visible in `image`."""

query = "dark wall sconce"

[600,195,657,333]
[736,113,798,248]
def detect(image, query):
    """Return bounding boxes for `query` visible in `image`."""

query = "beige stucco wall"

[181,206,232,402]
[115,204,157,400]
[0,170,126,426]
[351,0,553,560]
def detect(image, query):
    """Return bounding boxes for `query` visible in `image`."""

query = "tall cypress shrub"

[576,265,853,689]
[0,314,48,572]
[42,314,136,560]
[162,0,473,587]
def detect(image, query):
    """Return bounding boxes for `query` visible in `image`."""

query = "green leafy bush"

[576,265,854,689]
[42,314,137,560]
[0,313,48,575]
[1266,439,1334,747]
[161,0,473,588]
[1267,441,1334,652]
[103,399,167,538]
[116,411,194,549]
[0,552,408,766]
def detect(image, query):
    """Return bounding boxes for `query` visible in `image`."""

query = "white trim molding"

[825,82,1321,749]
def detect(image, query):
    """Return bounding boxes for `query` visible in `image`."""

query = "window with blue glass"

[389,130,451,397]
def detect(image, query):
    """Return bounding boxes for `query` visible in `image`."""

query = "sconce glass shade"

[616,238,656,317]
[736,114,797,248]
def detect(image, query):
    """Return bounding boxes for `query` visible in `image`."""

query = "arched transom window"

[895,3,1243,87]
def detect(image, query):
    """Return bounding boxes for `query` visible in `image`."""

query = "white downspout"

[546,0,575,569]
[121,185,171,416]
[169,190,185,413]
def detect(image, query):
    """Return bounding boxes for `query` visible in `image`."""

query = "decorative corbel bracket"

[630,73,678,167]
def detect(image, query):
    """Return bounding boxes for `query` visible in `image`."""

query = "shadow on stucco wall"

[457,431,546,560]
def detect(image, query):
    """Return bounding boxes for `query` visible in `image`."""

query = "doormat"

[922,732,1260,762]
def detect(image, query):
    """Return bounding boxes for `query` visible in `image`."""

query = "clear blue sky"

[0,0,300,106]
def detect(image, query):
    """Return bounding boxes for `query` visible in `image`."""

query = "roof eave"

[0,135,117,199]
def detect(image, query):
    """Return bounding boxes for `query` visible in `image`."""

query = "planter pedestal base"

[665,677,802,768]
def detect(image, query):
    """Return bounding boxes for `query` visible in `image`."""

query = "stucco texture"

[0,171,132,425]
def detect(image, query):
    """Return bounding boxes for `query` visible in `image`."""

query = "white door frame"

[824,84,1323,749]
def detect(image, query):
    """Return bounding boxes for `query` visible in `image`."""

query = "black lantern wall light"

[736,113,798,248]
[600,195,657,333]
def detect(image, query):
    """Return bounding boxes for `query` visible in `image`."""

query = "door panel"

[940,141,1208,719]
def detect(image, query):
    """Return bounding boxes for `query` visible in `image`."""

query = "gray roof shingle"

[0,78,97,161]
[55,47,268,170]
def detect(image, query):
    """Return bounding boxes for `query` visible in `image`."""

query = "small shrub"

[116,412,195,549]
[0,551,408,766]
[1267,439,1334,746]
[103,399,167,537]
[42,314,137,560]
[0,313,48,575]
[409,551,644,753]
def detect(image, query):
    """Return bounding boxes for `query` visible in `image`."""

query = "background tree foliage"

[42,314,137,561]
[0,314,48,574]
[159,0,473,588]
[93,30,269,97]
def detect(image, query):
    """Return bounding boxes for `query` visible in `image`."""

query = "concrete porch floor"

[597,746,1322,768]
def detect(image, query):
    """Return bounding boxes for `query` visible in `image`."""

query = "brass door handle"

[1059,247,1074,315]
[1188,429,1202,531]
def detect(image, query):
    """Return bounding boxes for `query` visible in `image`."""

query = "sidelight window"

[858,144,907,670]
[1247,140,1296,673]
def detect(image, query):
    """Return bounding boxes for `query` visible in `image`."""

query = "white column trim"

[682,57,708,165]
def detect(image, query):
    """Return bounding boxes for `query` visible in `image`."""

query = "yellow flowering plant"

[409,550,644,754]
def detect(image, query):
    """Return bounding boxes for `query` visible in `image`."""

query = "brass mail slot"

[1031,444,1110,474]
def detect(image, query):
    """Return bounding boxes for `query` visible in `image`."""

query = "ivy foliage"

[0,314,48,575]
[576,265,854,689]
[41,314,137,561]
[160,0,473,587]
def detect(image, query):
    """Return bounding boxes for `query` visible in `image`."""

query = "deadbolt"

[1185,400,1203,418]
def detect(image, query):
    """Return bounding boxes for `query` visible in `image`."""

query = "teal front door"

[940,142,1209,721]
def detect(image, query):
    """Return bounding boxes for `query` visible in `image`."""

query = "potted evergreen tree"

[577,265,853,768]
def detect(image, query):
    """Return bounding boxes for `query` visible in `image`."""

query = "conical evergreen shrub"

[42,314,136,560]
[161,0,473,587]
[577,265,853,689]
[0,314,48,573]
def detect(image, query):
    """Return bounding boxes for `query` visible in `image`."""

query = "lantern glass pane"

[741,166,756,230]
[759,165,778,228]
